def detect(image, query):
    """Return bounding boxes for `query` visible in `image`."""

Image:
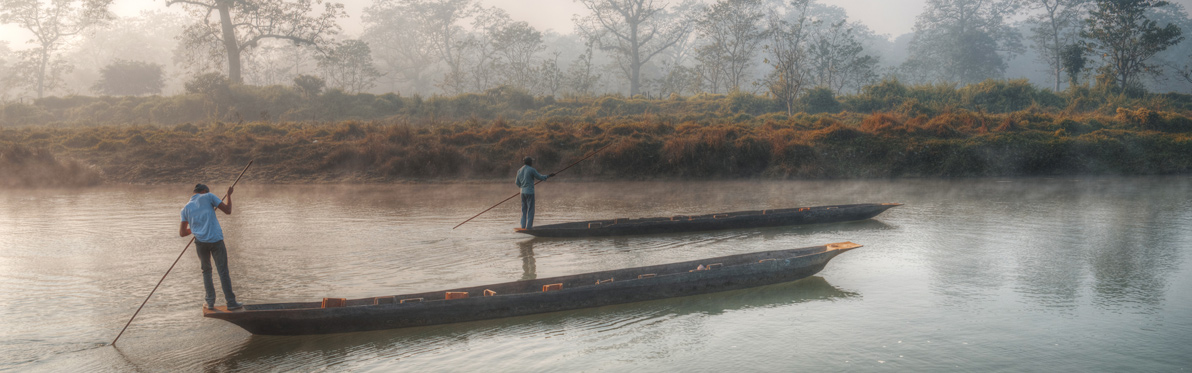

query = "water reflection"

[518,239,537,280]
[195,277,855,371]
[5,178,1191,372]
[913,180,1189,314]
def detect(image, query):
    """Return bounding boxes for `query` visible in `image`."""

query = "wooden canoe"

[514,203,901,237]
[203,242,863,335]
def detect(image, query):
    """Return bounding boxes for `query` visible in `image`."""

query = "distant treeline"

[3,84,1190,186]
[3,79,1192,128]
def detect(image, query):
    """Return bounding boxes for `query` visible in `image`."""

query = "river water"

[1,178,1190,372]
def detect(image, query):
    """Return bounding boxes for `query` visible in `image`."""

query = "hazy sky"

[3,0,1192,49]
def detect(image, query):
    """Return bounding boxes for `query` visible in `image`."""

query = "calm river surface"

[1,178,1190,372]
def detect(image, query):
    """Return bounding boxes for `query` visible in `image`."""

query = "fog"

[1,0,1192,101]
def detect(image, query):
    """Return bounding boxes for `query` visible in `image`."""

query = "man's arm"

[180,221,191,237]
[216,186,233,214]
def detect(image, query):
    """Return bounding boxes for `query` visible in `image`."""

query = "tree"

[397,0,481,94]
[490,19,545,91]
[293,74,325,98]
[1028,0,1089,91]
[168,0,347,84]
[91,60,164,95]
[1061,43,1088,86]
[766,0,812,115]
[902,0,1024,84]
[0,42,13,100]
[1083,0,1184,92]
[575,0,695,96]
[65,11,185,89]
[694,0,767,93]
[459,8,512,92]
[185,72,232,118]
[534,52,566,96]
[807,19,879,94]
[566,40,603,96]
[317,40,382,93]
[0,0,112,98]
[361,0,439,94]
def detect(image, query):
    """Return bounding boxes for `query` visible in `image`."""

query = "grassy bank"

[3,103,1191,186]
[3,79,1192,128]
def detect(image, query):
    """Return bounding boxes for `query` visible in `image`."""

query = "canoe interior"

[515,203,900,237]
[213,242,861,313]
[532,203,900,230]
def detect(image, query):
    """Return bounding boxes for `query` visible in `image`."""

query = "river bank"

[3,107,1191,187]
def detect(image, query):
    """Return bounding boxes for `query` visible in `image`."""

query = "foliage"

[806,19,879,94]
[293,74,326,99]
[765,0,812,115]
[167,0,347,83]
[1083,0,1185,92]
[317,40,383,94]
[800,87,841,114]
[1061,44,1088,87]
[1027,0,1089,91]
[6,78,1192,128]
[575,0,696,96]
[5,101,1190,186]
[0,0,113,98]
[903,0,1024,85]
[694,0,767,94]
[92,60,165,96]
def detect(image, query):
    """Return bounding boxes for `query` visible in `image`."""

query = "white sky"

[3,0,1192,49]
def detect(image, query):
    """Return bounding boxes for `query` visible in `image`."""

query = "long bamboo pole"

[111,160,253,346]
[453,143,614,230]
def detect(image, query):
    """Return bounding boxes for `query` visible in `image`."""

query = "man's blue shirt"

[515,165,549,194]
[181,193,224,243]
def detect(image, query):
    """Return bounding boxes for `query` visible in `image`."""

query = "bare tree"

[1028,0,1089,91]
[575,0,694,96]
[765,0,812,114]
[808,19,879,94]
[491,19,545,91]
[406,0,480,94]
[694,0,767,93]
[362,0,442,94]
[0,42,11,99]
[461,8,511,92]
[535,52,566,96]
[168,0,346,84]
[566,40,603,96]
[0,0,112,98]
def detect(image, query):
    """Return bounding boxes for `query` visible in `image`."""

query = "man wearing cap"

[180,183,243,311]
[515,157,554,229]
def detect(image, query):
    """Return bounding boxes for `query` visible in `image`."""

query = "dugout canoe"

[514,203,901,238]
[203,242,863,335]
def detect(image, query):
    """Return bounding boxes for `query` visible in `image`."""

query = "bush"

[801,87,842,114]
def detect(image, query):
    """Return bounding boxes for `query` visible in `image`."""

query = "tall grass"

[3,102,1189,186]
[4,79,1191,128]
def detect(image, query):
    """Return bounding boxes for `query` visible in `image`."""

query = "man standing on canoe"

[180,183,243,311]
[516,157,554,229]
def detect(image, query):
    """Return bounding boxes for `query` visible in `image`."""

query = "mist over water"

[1,178,1190,371]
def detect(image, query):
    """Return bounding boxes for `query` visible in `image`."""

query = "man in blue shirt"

[180,183,243,311]
[515,157,554,229]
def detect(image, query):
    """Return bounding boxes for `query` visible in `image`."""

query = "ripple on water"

[4,180,1192,372]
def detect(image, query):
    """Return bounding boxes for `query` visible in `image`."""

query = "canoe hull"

[516,203,900,237]
[204,243,861,335]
